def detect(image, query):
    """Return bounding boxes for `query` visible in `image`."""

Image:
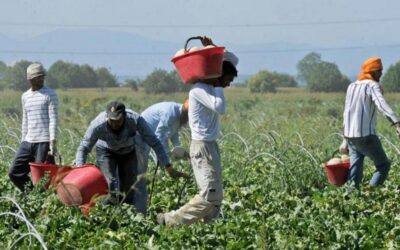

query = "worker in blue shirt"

[135,100,189,213]
[75,101,187,209]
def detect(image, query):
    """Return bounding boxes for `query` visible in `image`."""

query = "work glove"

[166,164,189,180]
[169,146,190,161]
[49,140,57,156]
[339,139,349,155]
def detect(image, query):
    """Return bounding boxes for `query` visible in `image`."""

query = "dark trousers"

[9,141,54,192]
[96,146,138,206]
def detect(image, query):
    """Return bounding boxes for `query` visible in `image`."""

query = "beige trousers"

[164,140,223,226]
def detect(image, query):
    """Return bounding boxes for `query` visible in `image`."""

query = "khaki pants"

[164,140,223,226]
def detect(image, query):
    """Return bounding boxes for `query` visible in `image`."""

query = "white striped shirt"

[21,86,58,142]
[343,79,399,138]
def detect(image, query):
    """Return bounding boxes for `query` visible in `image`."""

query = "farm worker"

[8,63,58,192]
[75,101,187,208]
[157,37,238,226]
[342,57,400,188]
[135,100,190,214]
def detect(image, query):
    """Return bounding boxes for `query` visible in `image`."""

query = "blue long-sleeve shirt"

[75,109,170,166]
[141,102,183,152]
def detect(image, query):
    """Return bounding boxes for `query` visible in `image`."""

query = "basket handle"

[184,36,217,51]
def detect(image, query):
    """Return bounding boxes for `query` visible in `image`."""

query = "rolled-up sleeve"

[75,124,99,166]
[137,116,170,167]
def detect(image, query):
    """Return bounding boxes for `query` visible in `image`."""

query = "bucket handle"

[184,36,217,52]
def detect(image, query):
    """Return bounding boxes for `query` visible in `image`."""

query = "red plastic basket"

[56,165,108,206]
[324,161,350,186]
[29,162,72,189]
[171,36,225,84]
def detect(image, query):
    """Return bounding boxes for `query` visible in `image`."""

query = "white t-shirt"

[189,82,225,141]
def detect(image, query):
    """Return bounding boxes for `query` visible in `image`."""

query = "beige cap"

[27,63,46,80]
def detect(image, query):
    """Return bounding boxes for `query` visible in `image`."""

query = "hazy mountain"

[0,29,399,80]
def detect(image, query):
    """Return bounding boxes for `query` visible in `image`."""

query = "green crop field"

[1,87,400,249]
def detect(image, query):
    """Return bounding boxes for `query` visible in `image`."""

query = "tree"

[96,67,118,88]
[4,60,33,91]
[297,52,350,92]
[247,70,298,93]
[171,70,191,92]
[247,70,277,93]
[80,64,98,88]
[381,61,400,92]
[142,69,180,94]
[0,61,7,90]
[125,79,139,91]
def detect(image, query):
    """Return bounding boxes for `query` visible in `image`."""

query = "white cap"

[223,51,239,67]
[27,63,46,80]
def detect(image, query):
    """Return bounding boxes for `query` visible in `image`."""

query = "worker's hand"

[339,139,349,155]
[166,165,189,179]
[49,140,57,156]
[170,146,190,161]
[200,36,216,47]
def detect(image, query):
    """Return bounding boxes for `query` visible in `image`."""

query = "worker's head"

[218,61,238,88]
[27,63,46,88]
[180,99,189,126]
[217,51,238,88]
[358,57,383,82]
[106,101,126,131]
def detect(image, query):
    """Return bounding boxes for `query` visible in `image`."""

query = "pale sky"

[1,0,400,46]
[1,0,400,77]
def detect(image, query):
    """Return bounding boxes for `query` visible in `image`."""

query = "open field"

[1,87,400,249]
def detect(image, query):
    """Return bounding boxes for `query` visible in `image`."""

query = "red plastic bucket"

[29,162,72,188]
[171,37,225,84]
[324,162,350,186]
[56,165,108,206]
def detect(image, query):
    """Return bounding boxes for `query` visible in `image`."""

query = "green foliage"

[47,61,117,89]
[125,79,139,91]
[4,60,33,91]
[0,61,7,91]
[1,88,400,248]
[382,61,400,92]
[247,70,277,93]
[96,67,118,88]
[297,52,350,92]
[142,69,190,94]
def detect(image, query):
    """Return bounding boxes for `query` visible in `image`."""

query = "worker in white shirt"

[9,63,58,192]
[341,57,400,188]
[157,37,238,226]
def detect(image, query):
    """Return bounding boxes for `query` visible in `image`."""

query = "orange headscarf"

[358,57,383,81]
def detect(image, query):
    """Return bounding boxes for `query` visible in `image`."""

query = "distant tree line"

[0,60,119,91]
[1,54,399,93]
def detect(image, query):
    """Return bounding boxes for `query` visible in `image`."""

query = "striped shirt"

[343,79,400,138]
[75,109,170,166]
[189,82,225,141]
[21,86,58,143]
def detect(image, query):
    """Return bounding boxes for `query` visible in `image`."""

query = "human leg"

[134,138,150,213]
[347,139,365,188]
[163,140,222,226]
[118,149,138,206]
[360,135,391,186]
[8,141,34,192]
[96,146,119,204]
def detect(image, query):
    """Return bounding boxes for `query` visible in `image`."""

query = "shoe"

[156,213,165,225]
